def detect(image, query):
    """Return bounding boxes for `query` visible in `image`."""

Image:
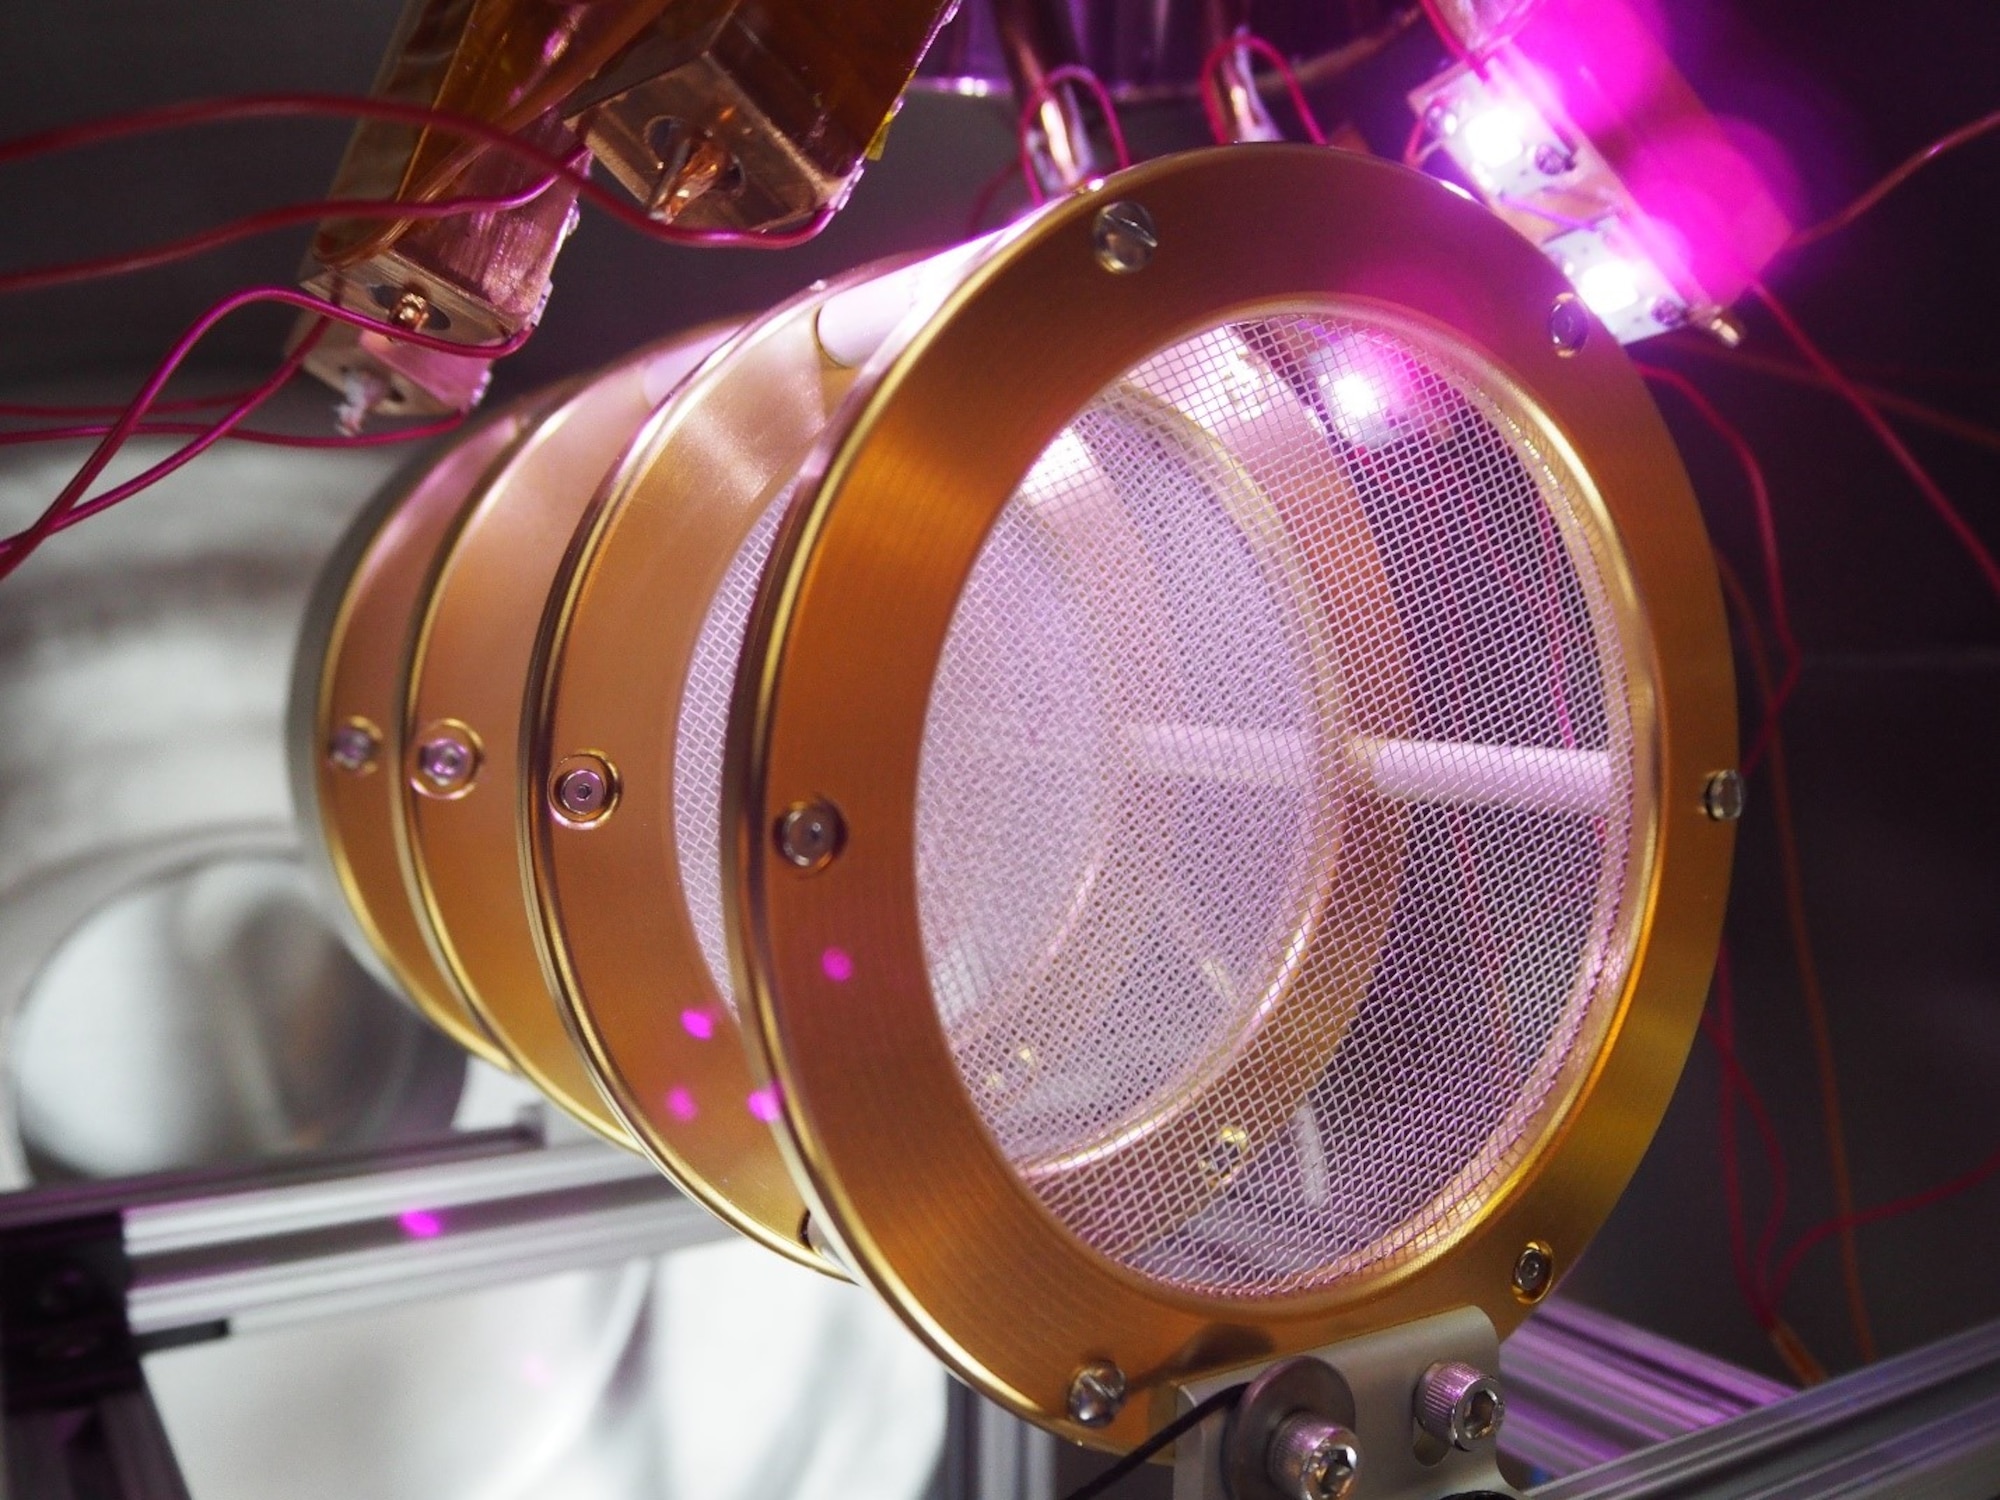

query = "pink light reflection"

[665,1086,698,1122]
[680,1008,715,1040]
[399,1209,444,1239]
[746,1085,781,1123]
[820,946,854,983]
[1507,0,1791,298]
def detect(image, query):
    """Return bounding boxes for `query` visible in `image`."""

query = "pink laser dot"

[665,1087,698,1122]
[399,1210,443,1239]
[746,1085,781,1123]
[820,946,854,983]
[680,1008,714,1040]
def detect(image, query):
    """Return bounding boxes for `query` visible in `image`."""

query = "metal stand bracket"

[1173,1308,1518,1500]
[0,1211,191,1500]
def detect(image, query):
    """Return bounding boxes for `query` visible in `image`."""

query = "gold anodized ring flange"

[724,145,1737,1445]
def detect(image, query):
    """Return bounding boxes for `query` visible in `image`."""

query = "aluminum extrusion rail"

[1533,1313,2000,1500]
[1502,1299,1790,1478]
[3,1124,734,1345]
[0,1124,736,1499]
[126,1140,731,1339]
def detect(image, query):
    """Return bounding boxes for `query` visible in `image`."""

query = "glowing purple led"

[680,1008,715,1040]
[747,1085,781,1123]
[666,1086,698,1122]
[399,1209,444,1239]
[820,946,854,983]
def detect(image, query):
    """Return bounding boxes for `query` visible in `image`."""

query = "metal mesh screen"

[915,310,1641,1297]
[676,495,790,1014]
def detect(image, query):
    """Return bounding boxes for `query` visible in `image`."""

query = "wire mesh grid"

[913,309,1640,1296]
[677,493,791,1014]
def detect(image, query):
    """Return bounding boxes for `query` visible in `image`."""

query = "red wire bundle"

[0,170,567,296]
[1750,283,2000,603]
[1636,364,1801,773]
[0,90,860,576]
[0,288,525,582]
[1014,65,1130,204]
[0,93,839,259]
[1196,32,1327,146]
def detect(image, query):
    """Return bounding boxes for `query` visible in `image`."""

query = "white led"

[1577,260,1642,316]
[1328,373,1385,422]
[1462,109,1527,168]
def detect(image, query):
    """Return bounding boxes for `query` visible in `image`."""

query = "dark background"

[1,0,1995,1437]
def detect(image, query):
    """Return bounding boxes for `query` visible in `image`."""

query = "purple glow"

[820,946,854,983]
[399,1209,444,1239]
[1507,0,1791,298]
[680,1008,715,1040]
[665,1086,698,1122]
[747,1085,781,1123]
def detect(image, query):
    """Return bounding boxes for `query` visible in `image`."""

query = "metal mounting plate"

[1174,1308,1517,1500]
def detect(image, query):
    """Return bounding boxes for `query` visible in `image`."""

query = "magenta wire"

[0,392,251,419]
[1638,364,1803,773]
[0,172,565,294]
[1768,1142,2000,1312]
[0,92,837,257]
[1015,64,1131,204]
[1752,283,2000,604]
[0,285,528,577]
[13,326,327,555]
[0,415,464,450]
[1196,32,1327,146]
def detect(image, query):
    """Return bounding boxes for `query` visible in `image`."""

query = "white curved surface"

[1,430,945,1499]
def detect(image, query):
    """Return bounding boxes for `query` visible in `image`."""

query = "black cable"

[1058,1383,1248,1500]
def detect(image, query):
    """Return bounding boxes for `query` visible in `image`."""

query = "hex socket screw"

[326,720,380,774]
[1414,1360,1506,1450]
[1066,1361,1128,1427]
[550,754,617,825]
[412,727,478,796]
[775,799,845,871]
[1512,1241,1555,1302]
[1268,1413,1360,1500]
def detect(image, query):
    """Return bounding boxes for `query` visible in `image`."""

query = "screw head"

[775,799,845,870]
[550,754,617,824]
[1532,142,1575,176]
[1703,769,1746,822]
[1548,294,1590,355]
[1414,1360,1506,1450]
[1067,1360,1127,1427]
[326,719,380,774]
[1298,1434,1359,1500]
[1269,1414,1360,1500]
[391,289,432,331]
[412,726,478,796]
[1650,297,1689,329]
[1092,201,1158,274]
[1512,1240,1555,1302]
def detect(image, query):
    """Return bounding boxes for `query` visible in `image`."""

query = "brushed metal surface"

[0,433,945,1500]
